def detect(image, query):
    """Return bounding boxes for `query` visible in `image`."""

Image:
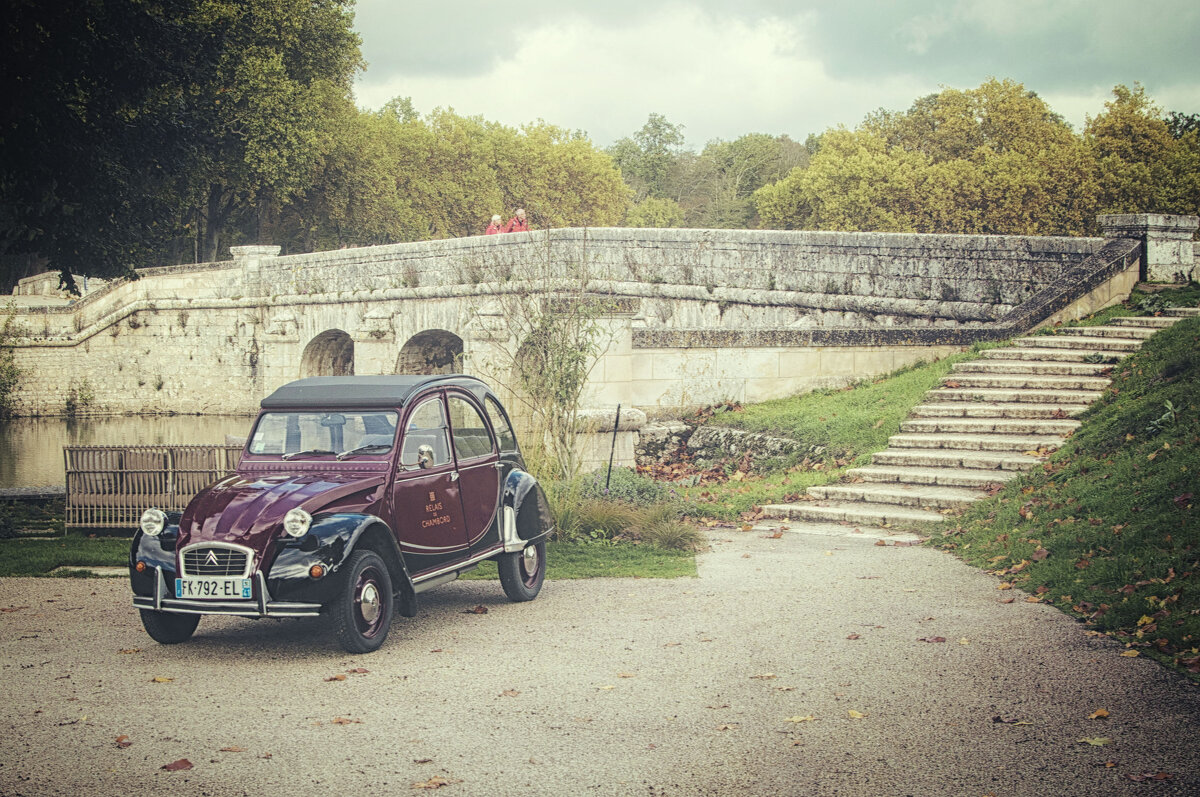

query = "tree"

[0,0,362,288]
[607,113,686,202]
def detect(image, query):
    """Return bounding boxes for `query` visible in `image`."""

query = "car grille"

[181,545,252,577]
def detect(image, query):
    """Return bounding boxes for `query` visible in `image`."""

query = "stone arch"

[396,329,464,375]
[301,329,354,377]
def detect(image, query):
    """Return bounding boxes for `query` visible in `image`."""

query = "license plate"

[175,577,252,600]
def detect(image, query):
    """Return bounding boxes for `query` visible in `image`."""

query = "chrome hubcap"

[359,581,381,625]
[522,545,539,574]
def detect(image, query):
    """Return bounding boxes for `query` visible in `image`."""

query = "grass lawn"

[0,533,696,580]
[935,311,1200,679]
[0,534,130,577]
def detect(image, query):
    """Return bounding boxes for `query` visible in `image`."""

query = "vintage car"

[130,375,554,653]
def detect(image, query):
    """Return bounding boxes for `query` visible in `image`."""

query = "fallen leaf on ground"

[219,746,248,753]
[1088,708,1110,720]
[846,633,861,640]
[1077,737,1112,746]
[115,735,131,749]
[464,605,488,614]
[347,668,369,674]
[917,637,947,643]
[991,716,1032,725]
[324,674,347,682]
[162,759,193,771]
[999,597,1016,604]
[847,710,868,719]
[0,606,29,613]
[784,715,816,723]
[997,583,1013,591]
[750,673,777,680]
[117,648,140,654]
[663,642,681,647]
[1119,650,1141,658]
[331,717,362,725]
[151,677,173,683]
[412,776,462,789]
[413,758,433,764]
[716,723,740,731]
[617,672,636,678]
[501,689,520,697]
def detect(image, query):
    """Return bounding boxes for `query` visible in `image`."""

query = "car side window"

[448,395,495,461]
[399,398,451,469]
[483,396,518,452]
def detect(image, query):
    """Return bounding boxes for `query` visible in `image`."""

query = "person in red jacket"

[503,208,529,233]
[485,214,502,235]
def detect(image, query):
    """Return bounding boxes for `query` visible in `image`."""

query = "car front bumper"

[132,566,322,618]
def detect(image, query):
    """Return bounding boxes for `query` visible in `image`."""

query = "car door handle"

[450,471,459,481]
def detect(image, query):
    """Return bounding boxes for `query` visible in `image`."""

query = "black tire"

[331,549,394,654]
[139,609,200,644]
[498,539,546,602]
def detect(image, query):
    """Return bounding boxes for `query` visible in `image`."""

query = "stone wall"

[2,220,1174,421]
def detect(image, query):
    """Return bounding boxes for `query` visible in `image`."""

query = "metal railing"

[64,445,243,530]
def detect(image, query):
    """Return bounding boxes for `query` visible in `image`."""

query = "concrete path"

[2,529,1198,796]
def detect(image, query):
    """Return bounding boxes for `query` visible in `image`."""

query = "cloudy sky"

[352,0,1200,149]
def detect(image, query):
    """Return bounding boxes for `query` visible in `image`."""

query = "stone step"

[953,359,1113,377]
[978,347,1126,363]
[888,432,1064,453]
[808,482,986,510]
[900,416,1079,436]
[1012,335,1142,352]
[1163,307,1200,317]
[847,464,1019,489]
[759,500,947,526]
[924,387,1103,405]
[941,373,1111,391]
[871,447,1041,471]
[1110,316,1178,328]
[1051,324,1156,340]
[910,401,1087,419]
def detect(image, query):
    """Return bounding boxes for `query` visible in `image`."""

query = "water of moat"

[0,415,254,488]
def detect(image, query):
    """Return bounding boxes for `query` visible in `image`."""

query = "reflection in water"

[0,415,255,488]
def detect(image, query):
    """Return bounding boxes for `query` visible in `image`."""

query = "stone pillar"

[1098,214,1198,283]
[230,245,281,296]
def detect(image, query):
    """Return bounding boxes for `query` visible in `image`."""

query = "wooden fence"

[64,445,243,530]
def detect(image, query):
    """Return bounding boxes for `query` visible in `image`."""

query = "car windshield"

[247,411,399,457]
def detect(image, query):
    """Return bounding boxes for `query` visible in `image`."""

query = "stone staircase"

[760,308,1200,529]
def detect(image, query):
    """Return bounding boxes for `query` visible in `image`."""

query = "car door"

[446,392,501,551]
[388,394,468,575]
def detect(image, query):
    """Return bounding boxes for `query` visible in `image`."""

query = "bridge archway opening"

[397,330,463,375]
[301,330,354,377]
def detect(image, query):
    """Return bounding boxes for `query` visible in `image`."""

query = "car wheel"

[498,539,546,602]
[332,549,394,654]
[139,609,200,644]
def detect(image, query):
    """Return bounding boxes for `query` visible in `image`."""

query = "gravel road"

[2,528,1198,796]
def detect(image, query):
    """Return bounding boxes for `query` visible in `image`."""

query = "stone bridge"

[5,214,1196,424]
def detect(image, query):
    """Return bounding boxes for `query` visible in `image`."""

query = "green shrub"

[576,466,670,506]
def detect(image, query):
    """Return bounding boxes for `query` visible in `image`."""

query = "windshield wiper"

[336,444,392,460]
[281,449,336,460]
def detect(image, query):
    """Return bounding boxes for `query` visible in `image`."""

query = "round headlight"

[140,508,166,537]
[283,507,312,538]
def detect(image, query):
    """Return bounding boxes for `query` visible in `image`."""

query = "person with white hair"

[485,214,502,235]
[503,208,529,233]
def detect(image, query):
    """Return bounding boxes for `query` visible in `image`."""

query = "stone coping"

[633,238,1140,349]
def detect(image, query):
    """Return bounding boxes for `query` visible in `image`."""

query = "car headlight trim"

[140,508,167,537]
[283,507,312,538]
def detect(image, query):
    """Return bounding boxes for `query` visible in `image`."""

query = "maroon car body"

[130,375,554,653]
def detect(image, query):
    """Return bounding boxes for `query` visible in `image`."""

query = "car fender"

[269,513,416,612]
[129,512,182,596]
[500,470,555,552]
